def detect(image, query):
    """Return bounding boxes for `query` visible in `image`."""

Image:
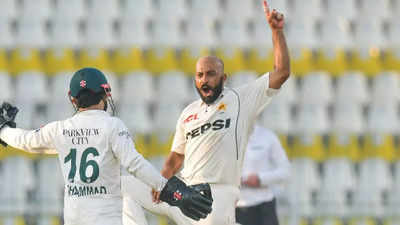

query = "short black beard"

[196,77,224,105]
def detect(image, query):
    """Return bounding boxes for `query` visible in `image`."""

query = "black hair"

[76,89,106,108]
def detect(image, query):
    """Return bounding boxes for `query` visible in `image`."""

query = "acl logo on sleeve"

[186,118,231,140]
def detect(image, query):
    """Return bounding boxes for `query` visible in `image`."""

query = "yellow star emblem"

[217,102,226,111]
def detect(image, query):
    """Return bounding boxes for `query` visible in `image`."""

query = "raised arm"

[0,103,57,154]
[0,127,58,154]
[263,0,290,89]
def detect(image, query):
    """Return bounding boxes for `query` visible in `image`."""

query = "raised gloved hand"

[0,102,19,147]
[160,176,213,221]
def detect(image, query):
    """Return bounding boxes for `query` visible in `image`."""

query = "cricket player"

[236,124,290,225]
[122,1,290,224]
[121,126,290,225]
[0,68,213,225]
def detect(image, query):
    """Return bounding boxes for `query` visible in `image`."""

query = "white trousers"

[122,176,239,225]
[64,197,123,225]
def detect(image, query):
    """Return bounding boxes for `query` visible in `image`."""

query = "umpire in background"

[236,124,291,225]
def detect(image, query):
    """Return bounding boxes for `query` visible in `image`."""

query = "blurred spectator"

[236,124,290,225]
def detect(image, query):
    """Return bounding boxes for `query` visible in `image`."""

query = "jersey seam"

[230,88,240,160]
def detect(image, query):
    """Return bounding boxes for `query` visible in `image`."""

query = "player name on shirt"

[67,184,107,197]
[63,128,100,145]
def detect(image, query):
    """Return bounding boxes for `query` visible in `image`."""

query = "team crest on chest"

[217,102,227,111]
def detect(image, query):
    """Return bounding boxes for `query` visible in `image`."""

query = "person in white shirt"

[236,124,290,225]
[123,1,290,224]
[0,68,212,225]
[121,125,290,225]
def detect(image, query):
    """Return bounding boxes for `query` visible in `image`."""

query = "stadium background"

[0,0,399,224]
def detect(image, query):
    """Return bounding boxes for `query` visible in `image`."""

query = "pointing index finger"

[263,0,270,15]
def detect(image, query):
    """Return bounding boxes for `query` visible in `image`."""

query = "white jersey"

[0,110,166,224]
[237,125,290,207]
[172,73,278,186]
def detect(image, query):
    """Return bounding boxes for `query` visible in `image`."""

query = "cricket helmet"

[68,67,115,115]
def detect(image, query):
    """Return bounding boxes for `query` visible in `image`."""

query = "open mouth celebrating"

[201,85,213,97]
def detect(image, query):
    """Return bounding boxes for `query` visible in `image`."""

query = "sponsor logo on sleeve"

[118,130,131,139]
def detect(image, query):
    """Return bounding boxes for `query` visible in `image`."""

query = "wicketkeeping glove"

[0,102,19,147]
[160,176,213,221]
[189,183,213,202]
